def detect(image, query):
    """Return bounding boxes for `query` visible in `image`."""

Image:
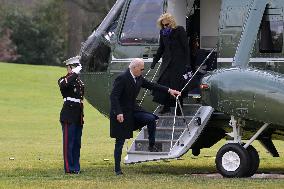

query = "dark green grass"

[0,62,284,188]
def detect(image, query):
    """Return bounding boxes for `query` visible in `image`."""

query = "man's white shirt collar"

[129,69,136,81]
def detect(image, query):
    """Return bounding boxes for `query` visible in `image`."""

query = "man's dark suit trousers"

[114,111,156,172]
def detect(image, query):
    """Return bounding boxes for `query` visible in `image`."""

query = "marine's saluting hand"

[72,64,82,74]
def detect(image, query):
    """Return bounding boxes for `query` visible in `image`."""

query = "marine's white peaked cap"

[64,56,81,66]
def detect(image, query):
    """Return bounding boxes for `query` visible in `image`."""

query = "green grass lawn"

[0,62,284,189]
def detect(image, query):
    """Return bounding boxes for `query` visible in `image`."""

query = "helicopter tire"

[244,145,259,177]
[216,143,250,178]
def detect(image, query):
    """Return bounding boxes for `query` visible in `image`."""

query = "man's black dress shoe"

[148,145,159,152]
[115,170,124,176]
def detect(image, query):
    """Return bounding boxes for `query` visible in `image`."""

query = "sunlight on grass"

[0,62,284,188]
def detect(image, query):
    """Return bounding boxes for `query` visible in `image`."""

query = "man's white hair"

[129,58,144,69]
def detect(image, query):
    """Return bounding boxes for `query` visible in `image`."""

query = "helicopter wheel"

[216,143,250,178]
[244,145,259,177]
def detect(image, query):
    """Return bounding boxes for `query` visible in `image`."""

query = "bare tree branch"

[66,0,115,13]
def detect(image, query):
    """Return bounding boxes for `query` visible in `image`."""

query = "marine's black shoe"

[72,171,80,174]
[65,170,80,174]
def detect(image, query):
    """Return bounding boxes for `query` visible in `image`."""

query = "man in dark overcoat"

[58,56,84,174]
[110,58,180,175]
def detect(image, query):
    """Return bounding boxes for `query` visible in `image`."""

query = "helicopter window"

[119,0,163,45]
[259,20,283,53]
[104,11,122,41]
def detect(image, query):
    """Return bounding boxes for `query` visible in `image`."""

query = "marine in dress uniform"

[58,56,84,174]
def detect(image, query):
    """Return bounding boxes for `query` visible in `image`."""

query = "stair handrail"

[170,96,182,148]
[169,96,191,149]
[170,48,216,149]
[181,47,216,93]
[139,61,162,106]
[141,47,215,108]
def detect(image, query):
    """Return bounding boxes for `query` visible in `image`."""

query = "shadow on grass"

[126,162,284,175]
[130,164,216,175]
[2,162,284,179]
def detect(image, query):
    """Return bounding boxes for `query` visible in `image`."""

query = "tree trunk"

[64,0,84,58]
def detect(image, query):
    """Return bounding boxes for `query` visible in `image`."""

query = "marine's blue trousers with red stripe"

[61,121,83,173]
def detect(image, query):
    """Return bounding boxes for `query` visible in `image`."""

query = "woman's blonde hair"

[157,13,177,29]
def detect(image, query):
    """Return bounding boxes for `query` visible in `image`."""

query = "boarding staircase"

[124,103,214,164]
[124,48,216,164]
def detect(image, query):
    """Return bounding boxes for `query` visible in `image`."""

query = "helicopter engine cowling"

[201,67,284,126]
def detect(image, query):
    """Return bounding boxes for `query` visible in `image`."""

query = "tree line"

[0,0,115,65]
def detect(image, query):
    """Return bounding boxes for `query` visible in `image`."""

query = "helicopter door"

[166,0,187,28]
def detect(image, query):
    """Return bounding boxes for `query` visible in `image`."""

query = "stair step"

[158,115,193,118]
[125,106,214,164]
[183,103,201,107]
[156,104,201,116]
[183,98,202,104]
[144,128,185,140]
[127,151,169,155]
[135,139,177,152]
[156,116,193,128]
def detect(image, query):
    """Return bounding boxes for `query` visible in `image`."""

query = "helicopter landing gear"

[245,145,260,177]
[216,143,249,177]
[215,116,269,178]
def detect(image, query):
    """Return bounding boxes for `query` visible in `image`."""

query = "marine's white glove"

[72,65,82,74]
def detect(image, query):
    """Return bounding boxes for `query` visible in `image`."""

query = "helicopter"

[75,0,284,178]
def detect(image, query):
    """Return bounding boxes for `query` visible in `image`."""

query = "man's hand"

[117,114,124,123]
[72,64,82,74]
[168,88,181,97]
